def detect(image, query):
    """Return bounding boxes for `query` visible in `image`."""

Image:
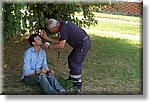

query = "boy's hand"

[48,69,55,76]
[41,68,49,73]
[50,69,55,75]
[35,70,41,74]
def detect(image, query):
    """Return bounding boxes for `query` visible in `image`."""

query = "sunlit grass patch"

[82,33,142,94]
[88,20,141,35]
[75,12,142,22]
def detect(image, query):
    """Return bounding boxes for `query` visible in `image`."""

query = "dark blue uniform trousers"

[68,38,91,89]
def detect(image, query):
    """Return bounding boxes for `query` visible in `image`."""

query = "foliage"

[3,3,24,40]
[2,2,104,41]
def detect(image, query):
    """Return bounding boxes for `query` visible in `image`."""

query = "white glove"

[45,42,51,46]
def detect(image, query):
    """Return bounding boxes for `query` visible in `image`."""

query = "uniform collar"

[58,21,61,31]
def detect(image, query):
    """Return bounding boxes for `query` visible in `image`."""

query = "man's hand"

[40,31,59,44]
[40,30,49,40]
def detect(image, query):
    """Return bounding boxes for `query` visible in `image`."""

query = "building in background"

[116,0,143,2]
[101,0,143,16]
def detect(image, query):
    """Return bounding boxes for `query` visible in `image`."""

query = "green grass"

[75,12,142,35]
[2,10,142,95]
[3,32,142,95]
[75,12,142,22]
[82,33,142,94]
[88,20,141,35]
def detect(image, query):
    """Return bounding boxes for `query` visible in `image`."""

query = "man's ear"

[32,42,35,45]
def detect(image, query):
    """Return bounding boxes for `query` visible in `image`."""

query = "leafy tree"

[25,2,98,35]
[3,2,26,41]
[2,1,111,41]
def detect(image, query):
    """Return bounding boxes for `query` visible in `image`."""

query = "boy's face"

[33,36,43,46]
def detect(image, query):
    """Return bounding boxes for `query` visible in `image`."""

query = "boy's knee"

[47,74,55,79]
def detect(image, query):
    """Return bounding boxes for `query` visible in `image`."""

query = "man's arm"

[45,40,66,49]
[40,30,59,43]
[45,37,59,44]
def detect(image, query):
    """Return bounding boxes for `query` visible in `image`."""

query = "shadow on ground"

[2,34,143,95]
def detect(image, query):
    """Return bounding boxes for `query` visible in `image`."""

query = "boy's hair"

[28,34,39,46]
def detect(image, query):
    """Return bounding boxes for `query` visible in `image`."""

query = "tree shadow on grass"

[2,34,143,95]
[2,40,45,95]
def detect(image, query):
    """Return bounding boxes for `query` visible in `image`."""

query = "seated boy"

[21,34,66,95]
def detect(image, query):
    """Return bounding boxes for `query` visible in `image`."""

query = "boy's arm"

[41,68,49,74]
[23,51,36,76]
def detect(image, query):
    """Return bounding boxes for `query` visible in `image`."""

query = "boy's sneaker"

[58,89,67,95]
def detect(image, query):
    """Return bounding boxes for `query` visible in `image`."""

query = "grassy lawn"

[3,32,142,95]
[75,12,142,35]
[88,20,141,35]
[75,12,142,22]
[82,33,142,94]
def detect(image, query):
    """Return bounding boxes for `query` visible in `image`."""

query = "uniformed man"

[40,18,91,93]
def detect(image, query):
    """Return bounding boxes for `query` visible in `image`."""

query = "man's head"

[28,34,43,47]
[46,18,60,33]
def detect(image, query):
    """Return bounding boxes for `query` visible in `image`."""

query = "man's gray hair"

[47,18,58,28]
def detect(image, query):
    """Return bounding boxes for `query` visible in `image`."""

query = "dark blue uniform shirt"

[59,21,87,48]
